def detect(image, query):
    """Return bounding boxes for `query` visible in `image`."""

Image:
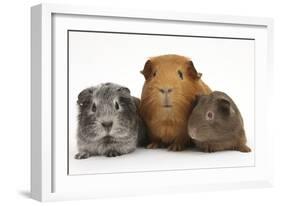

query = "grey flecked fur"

[75,82,147,159]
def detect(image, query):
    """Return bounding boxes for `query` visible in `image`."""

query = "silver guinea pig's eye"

[92,103,97,112]
[115,102,120,110]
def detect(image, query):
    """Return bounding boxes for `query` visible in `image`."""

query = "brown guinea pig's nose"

[159,88,173,94]
[189,128,197,139]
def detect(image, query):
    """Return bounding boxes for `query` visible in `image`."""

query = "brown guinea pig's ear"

[187,60,202,80]
[217,98,231,115]
[140,60,152,80]
[77,87,94,107]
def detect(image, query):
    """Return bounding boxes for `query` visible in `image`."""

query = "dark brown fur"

[139,54,211,151]
[188,91,251,153]
[194,137,251,153]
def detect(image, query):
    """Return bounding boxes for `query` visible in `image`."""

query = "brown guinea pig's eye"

[178,70,183,80]
[92,103,97,112]
[153,71,157,77]
[205,111,214,120]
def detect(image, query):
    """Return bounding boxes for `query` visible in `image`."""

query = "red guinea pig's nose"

[159,88,173,94]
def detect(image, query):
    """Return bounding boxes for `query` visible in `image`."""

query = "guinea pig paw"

[167,144,185,151]
[105,150,121,157]
[238,145,251,153]
[74,152,91,159]
[207,147,216,153]
[146,142,160,149]
[201,145,216,153]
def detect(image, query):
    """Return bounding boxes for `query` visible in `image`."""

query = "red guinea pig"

[139,54,211,151]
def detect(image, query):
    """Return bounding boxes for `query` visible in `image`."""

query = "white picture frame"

[31,3,274,202]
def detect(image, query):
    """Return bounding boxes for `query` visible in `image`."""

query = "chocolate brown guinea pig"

[139,54,211,151]
[188,91,251,153]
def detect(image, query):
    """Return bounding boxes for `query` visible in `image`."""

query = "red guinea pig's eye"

[206,111,214,120]
[178,70,183,80]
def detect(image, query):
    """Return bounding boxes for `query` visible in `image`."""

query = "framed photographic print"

[31,3,274,201]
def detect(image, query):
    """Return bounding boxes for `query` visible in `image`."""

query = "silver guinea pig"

[75,82,147,159]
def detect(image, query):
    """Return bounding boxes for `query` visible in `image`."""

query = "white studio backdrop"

[68,30,255,175]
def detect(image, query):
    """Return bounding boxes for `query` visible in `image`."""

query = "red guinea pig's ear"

[140,59,152,80]
[187,60,202,80]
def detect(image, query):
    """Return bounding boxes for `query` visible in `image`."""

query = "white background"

[0,0,280,205]
[68,30,255,174]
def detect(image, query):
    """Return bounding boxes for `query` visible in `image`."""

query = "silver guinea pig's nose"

[101,121,113,131]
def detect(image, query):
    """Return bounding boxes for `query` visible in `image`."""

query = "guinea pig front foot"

[238,144,251,153]
[75,151,91,159]
[105,150,121,157]
[204,146,216,153]
[146,142,162,149]
[167,143,185,151]
[196,143,217,153]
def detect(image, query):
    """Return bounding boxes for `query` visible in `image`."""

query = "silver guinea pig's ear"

[117,87,131,94]
[77,87,94,107]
